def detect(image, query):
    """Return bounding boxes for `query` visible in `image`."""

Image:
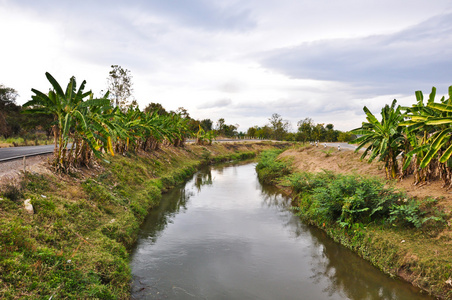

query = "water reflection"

[137,184,192,242]
[131,163,432,300]
[194,168,213,192]
[258,174,433,300]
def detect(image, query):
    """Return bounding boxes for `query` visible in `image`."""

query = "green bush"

[389,198,445,228]
[256,150,291,184]
[289,172,445,229]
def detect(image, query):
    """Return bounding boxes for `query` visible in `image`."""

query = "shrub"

[289,172,444,229]
[256,150,291,184]
[1,183,23,201]
[389,198,445,228]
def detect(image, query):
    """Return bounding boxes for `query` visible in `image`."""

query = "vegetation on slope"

[256,147,452,299]
[0,142,288,299]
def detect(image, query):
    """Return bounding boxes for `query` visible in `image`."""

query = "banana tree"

[402,86,452,187]
[400,87,441,184]
[23,72,111,171]
[350,99,405,179]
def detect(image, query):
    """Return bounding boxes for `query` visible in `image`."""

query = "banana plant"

[350,99,405,179]
[23,72,111,171]
[402,86,452,186]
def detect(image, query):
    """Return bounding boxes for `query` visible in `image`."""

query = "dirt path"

[0,154,52,186]
[280,146,452,214]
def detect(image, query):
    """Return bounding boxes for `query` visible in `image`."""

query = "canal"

[130,163,432,299]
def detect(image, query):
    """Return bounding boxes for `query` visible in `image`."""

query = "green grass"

[1,134,52,147]
[256,149,452,298]
[255,149,292,184]
[0,142,291,299]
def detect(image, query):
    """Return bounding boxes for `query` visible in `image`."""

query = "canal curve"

[130,163,432,300]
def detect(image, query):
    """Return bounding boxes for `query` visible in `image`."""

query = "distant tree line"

[0,84,54,142]
[0,65,243,159]
[1,65,355,158]
[246,113,355,142]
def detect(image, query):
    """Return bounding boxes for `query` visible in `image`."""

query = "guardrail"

[0,145,58,163]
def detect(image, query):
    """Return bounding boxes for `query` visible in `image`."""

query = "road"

[0,145,55,162]
[324,142,358,151]
[0,141,357,163]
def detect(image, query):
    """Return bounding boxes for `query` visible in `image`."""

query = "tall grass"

[255,149,291,184]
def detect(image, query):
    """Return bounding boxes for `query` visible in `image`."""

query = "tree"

[144,102,168,116]
[401,86,452,186]
[176,107,190,119]
[107,65,133,109]
[337,131,354,142]
[256,125,272,139]
[350,99,405,179]
[325,123,337,142]
[216,118,226,135]
[24,72,112,172]
[0,85,21,138]
[312,123,326,141]
[296,118,314,143]
[223,124,238,137]
[268,113,290,140]
[247,126,257,138]
[200,119,213,132]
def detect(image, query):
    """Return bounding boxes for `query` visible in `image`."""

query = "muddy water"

[130,163,432,299]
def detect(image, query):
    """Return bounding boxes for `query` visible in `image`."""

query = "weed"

[389,198,446,229]
[321,148,334,157]
[256,150,291,184]
[1,183,23,201]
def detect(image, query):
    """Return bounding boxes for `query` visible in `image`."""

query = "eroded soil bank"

[277,145,452,299]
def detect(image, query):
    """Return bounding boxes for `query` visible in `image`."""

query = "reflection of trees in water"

[138,174,196,242]
[260,182,311,238]
[194,169,213,192]
[258,179,429,300]
[259,182,291,209]
[307,227,431,300]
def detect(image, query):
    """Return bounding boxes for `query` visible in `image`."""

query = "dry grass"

[279,145,452,299]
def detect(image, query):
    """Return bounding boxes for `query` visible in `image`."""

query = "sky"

[1,0,452,132]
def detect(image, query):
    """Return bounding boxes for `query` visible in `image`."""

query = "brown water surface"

[130,163,433,299]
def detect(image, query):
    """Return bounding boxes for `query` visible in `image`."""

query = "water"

[130,163,433,299]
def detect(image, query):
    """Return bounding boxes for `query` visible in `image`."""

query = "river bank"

[256,145,452,299]
[0,141,290,299]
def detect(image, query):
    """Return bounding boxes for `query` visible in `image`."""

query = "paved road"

[0,139,268,162]
[324,142,358,151]
[0,145,55,162]
[0,140,356,162]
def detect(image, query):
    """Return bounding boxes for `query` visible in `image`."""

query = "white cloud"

[1,0,452,131]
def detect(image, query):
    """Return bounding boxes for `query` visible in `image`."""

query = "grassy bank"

[0,142,290,299]
[256,148,452,299]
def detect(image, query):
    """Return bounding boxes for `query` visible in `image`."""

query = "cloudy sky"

[1,0,452,132]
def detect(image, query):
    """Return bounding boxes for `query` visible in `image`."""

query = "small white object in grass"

[24,199,34,214]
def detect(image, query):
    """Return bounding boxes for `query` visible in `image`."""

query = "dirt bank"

[280,146,452,214]
[278,145,452,299]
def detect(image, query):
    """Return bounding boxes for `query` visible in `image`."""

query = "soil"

[0,154,53,186]
[279,146,452,214]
